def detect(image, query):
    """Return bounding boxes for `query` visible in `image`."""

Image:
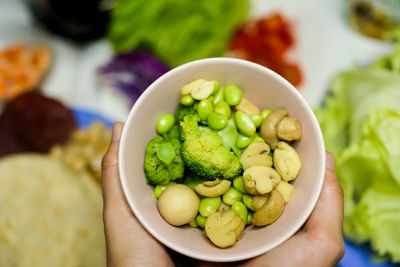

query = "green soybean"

[261,109,272,119]
[236,133,253,149]
[196,214,207,228]
[224,85,242,106]
[157,114,175,134]
[189,218,198,228]
[234,111,256,137]
[207,112,227,130]
[252,135,265,143]
[232,201,248,222]
[251,114,263,128]
[222,187,242,205]
[242,194,254,211]
[233,176,247,193]
[212,88,224,105]
[199,197,221,217]
[213,80,221,91]
[214,101,231,118]
[180,95,194,106]
[153,182,176,199]
[247,212,253,225]
[193,102,199,111]
[197,99,213,121]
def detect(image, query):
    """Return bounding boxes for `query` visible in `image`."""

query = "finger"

[304,151,344,236]
[101,122,125,210]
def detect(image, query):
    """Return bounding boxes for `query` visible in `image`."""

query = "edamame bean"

[232,201,248,222]
[224,85,242,106]
[180,95,194,106]
[247,212,253,225]
[252,135,265,143]
[213,80,221,91]
[214,101,231,118]
[153,182,176,199]
[236,133,253,149]
[193,102,199,111]
[196,214,207,228]
[261,109,271,119]
[234,111,256,137]
[212,88,224,105]
[197,99,213,121]
[222,187,242,205]
[251,114,263,128]
[207,112,227,130]
[157,114,175,134]
[189,218,198,228]
[242,194,254,211]
[233,176,247,193]
[199,197,221,217]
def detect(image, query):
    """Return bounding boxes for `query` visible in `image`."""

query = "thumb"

[101,122,124,210]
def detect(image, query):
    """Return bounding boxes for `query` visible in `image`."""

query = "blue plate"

[339,240,396,267]
[72,108,114,129]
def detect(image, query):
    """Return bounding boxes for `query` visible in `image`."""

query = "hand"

[102,122,344,267]
[102,122,175,267]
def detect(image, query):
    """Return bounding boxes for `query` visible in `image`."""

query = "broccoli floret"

[174,104,196,122]
[180,114,242,180]
[144,135,184,185]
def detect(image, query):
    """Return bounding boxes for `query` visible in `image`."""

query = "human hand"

[102,122,344,267]
[102,122,175,267]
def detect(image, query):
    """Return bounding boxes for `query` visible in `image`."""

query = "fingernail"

[326,151,336,171]
[112,122,123,141]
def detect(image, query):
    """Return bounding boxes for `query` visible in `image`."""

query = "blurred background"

[1,0,399,266]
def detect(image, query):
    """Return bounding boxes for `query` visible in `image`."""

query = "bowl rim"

[119,57,325,262]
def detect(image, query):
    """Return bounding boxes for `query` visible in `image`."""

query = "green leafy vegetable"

[108,0,250,67]
[315,41,400,262]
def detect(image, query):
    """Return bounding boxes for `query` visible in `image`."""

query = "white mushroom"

[273,142,302,181]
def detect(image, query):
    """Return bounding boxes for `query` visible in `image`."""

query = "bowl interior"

[119,58,325,262]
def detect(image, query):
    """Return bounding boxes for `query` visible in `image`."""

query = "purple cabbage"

[98,50,170,106]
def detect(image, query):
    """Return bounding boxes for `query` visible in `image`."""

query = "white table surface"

[0,0,393,122]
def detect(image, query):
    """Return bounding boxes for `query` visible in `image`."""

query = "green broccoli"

[144,135,185,185]
[174,104,196,123]
[180,114,242,180]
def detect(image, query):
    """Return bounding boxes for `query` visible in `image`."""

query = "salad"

[316,38,400,262]
[143,79,302,248]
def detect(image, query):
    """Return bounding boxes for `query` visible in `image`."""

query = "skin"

[102,122,344,267]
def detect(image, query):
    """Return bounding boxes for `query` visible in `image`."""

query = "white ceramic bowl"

[119,58,325,262]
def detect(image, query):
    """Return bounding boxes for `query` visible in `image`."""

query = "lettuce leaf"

[315,43,400,262]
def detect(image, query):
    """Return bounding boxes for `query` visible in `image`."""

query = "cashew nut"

[273,142,302,181]
[205,209,245,248]
[180,79,217,100]
[234,97,260,115]
[251,194,269,210]
[194,179,231,197]
[275,181,294,203]
[243,166,278,195]
[260,109,288,149]
[277,117,302,141]
[240,142,272,170]
[252,189,285,226]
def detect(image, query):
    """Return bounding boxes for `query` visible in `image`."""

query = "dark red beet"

[0,92,76,156]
